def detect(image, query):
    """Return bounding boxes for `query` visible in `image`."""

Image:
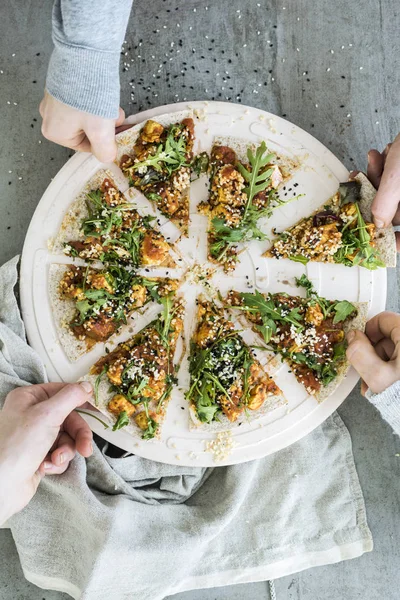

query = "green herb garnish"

[112,411,130,431]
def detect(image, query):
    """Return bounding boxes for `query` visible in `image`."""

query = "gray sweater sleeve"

[46,0,133,119]
[366,381,400,436]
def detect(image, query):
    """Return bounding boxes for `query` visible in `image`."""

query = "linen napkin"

[0,256,372,600]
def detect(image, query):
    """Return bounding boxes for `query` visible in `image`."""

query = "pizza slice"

[198,141,296,272]
[119,118,196,234]
[265,173,396,269]
[226,276,368,400]
[186,299,285,427]
[49,262,180,361]
[52,171,176,269]
[81,297,184,439]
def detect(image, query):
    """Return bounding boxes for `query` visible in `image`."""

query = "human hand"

[367,133,400,250]
[39,91,126,162]
[346,312,400,395]
[0,382,93,525]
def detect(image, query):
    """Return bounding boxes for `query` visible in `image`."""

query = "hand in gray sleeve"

[46,0,133,119]
[366,381,400,437]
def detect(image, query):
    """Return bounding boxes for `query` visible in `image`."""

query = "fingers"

[3,382,67,409]
[371,135,400,227]
[374,337,395,361]
[116,107,126,127]
[50,431,76,470]
[396,232,400,252]
[366,150,384,189]
[87,119,118,163]
[346,330,399,393]
[35,382,93,426]
[63,411,93,458]
[365,311,400,346]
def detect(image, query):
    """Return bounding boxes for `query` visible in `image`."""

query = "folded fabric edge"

[21,539,372,600]
[168,538,373,596]
[20,569,82,600]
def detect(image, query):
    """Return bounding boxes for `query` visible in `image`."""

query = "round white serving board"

[20,101,386,466]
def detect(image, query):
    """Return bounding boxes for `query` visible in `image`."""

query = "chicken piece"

[247,383,268,411]
[340,202,357,221]
[211,203,242,227]
[219,386,243,422]
[101,179,123,207]
[211,145,237,166]
[83,317,117,342]
[129,284,147,308]
[141,376,166,400]
[89,273,114,294]
[134,410,160,431]
[157,278,180,296]
[107,358,127,386]
[108,394,136,418]
[141,232,170,266]
[140,120,164,144]
[196,320,219,347]
[305,303,324,327]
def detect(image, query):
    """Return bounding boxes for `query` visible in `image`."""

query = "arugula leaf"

[237,142,275,210]
[239,290,304,338]
[295,274,314,295]
[112,411,130,431]
[332,300,356,324]
[142,416,159,440]
[191,152,209,178]
[289,254,309,265]
[128,124,189,177]
[94,366,107,407]
[334,203,385,270]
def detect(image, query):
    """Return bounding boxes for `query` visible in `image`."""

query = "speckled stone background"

[0,1,400,599]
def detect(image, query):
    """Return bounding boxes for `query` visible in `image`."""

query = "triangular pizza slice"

[49,262,180,361]
[186,298,284,427]
[52,171,177,269]
[227,276,368,400]
[119,118,196,235]
[198,141,297,272]
[81,297,184,439]
[265,173,396,269]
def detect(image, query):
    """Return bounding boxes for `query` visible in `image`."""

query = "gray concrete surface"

[1,0,400,599]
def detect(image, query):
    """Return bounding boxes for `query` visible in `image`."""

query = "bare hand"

[367,134,400,250]
[0,382,93,525]
[346,312,400,395]
[39,91,125,162]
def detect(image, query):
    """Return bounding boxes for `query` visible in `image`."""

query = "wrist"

[46,39,120,119]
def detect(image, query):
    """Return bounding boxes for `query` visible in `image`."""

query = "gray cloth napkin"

[0,256,372,600]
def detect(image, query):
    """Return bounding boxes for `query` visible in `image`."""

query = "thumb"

[346,330,397,394]
[37,382,93,426]
[87,119,118,163]
[371,135,400,228]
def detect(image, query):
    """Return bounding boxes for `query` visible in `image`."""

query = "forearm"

[366,380,400,436]
[46,0,133,118]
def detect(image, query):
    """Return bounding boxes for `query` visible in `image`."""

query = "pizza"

[52,172,176,269]
[265,173,396,269]
[81,297,184,439]
[119,118,196,234]
[198,140,297,272]
[226,275,368,400]
[49,263,180,361]
[186,299,285,427]
[45,114,395,447]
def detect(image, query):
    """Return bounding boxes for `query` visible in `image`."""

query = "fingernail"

[374,218,385,228]
[58,453,65,465]
[80,381,93,394]
[347,330,356,343]
[44,461,53,470]
[89,443,93,455]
